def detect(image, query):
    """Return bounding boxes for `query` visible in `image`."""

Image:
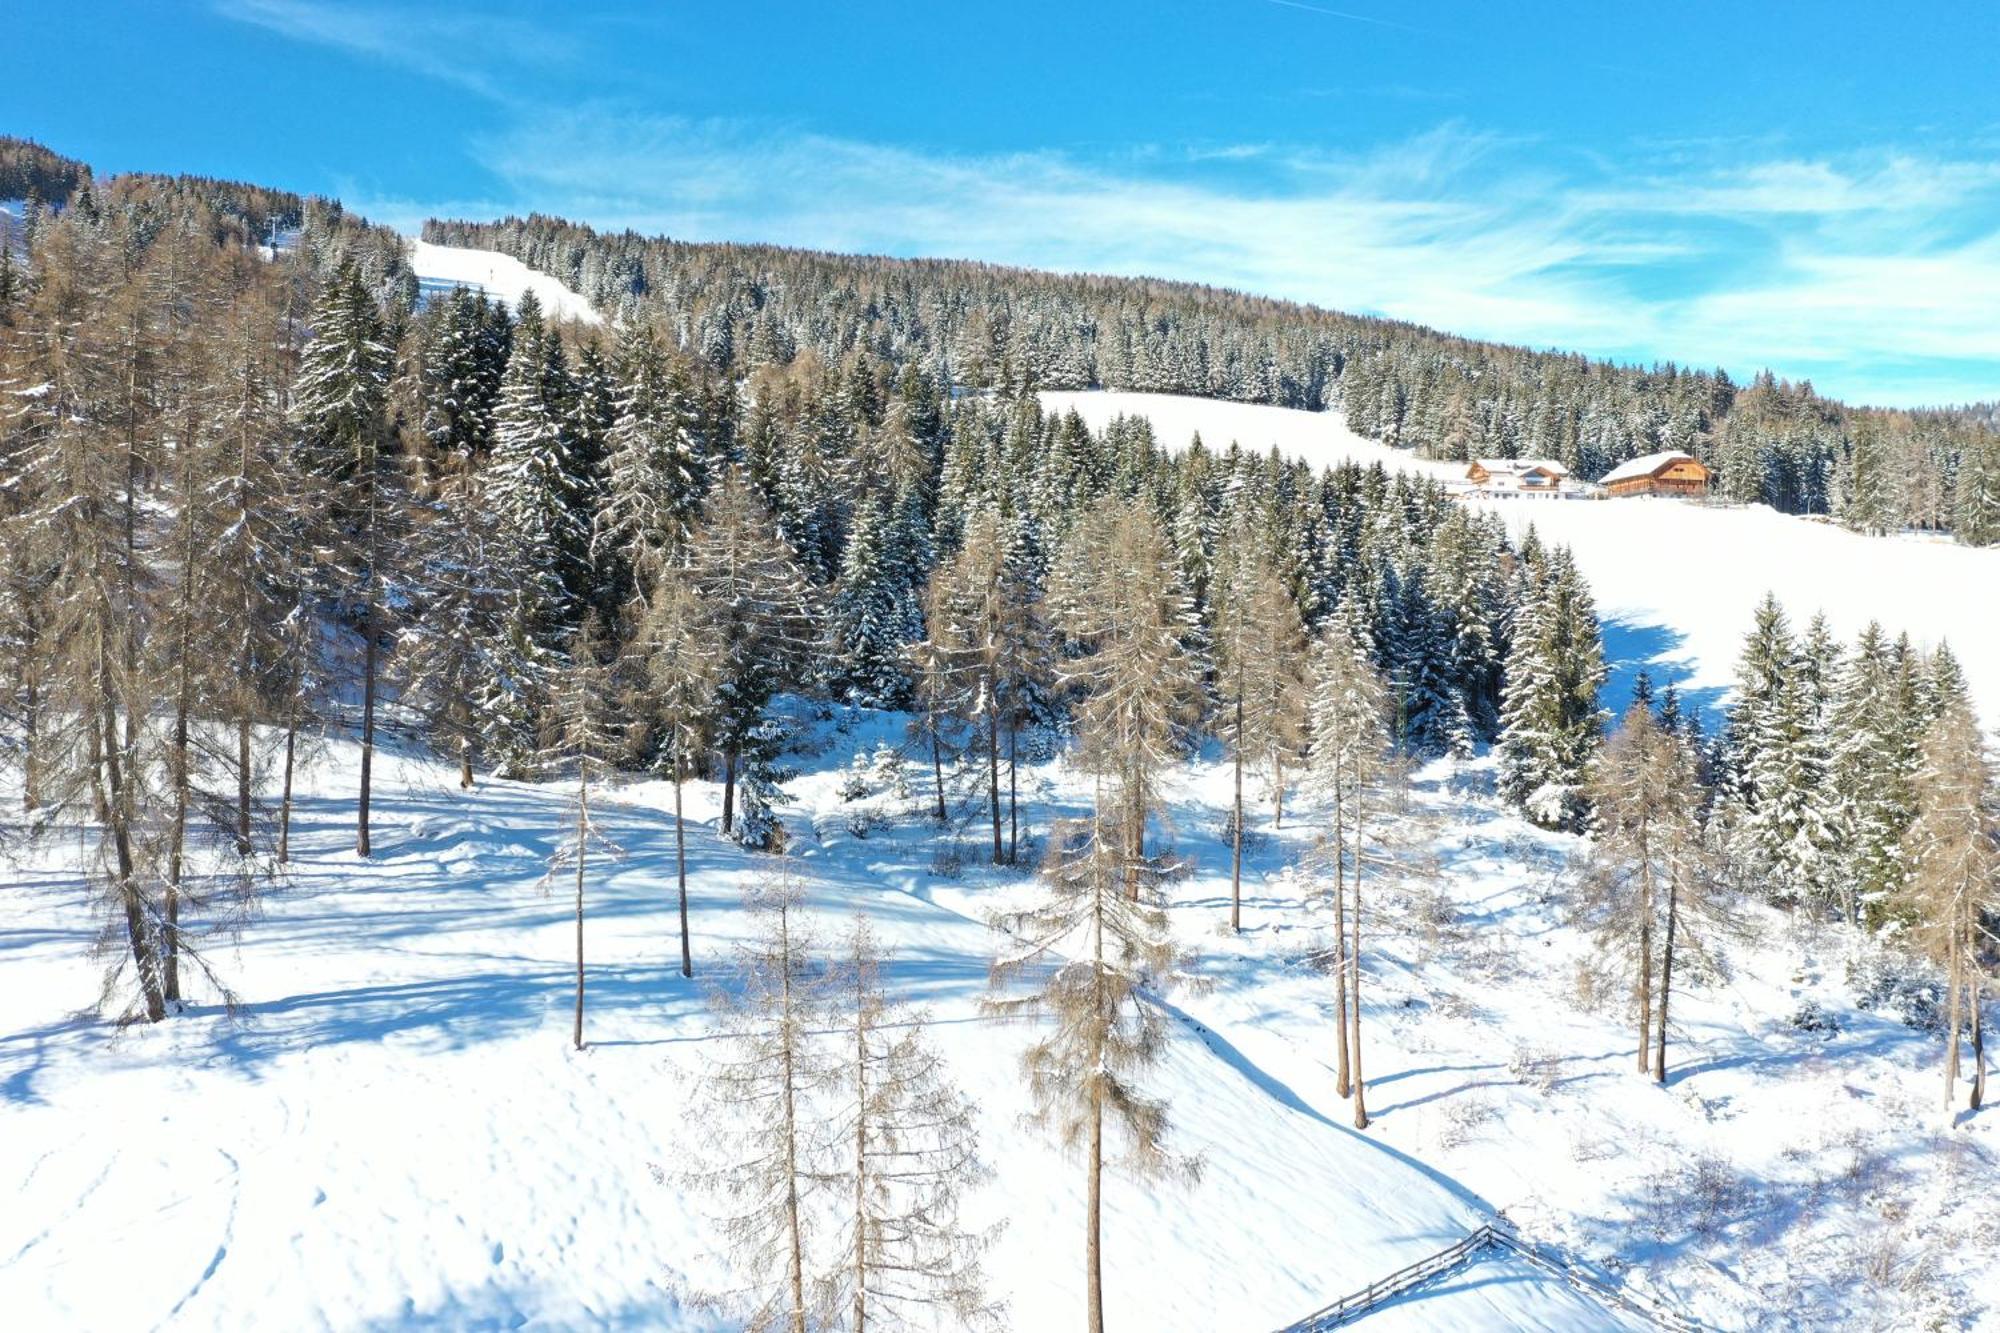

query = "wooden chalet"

[1599,451,1711,498]
[1464,457,1570,496]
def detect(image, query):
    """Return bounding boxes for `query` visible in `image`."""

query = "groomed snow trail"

[408,239,603,325]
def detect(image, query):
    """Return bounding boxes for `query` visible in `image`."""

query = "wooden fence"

[1280,1219,1705,1332]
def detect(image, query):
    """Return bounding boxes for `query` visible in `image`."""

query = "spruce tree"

[292,259,397,858]
[687,468,817,841]
[593,323,706,608]
[1497,545,1606,831]
[488,312,587,652]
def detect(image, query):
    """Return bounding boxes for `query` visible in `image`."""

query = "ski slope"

[1041,389,1465,485]
[408,238,602,325]
[1041,390,2000,721]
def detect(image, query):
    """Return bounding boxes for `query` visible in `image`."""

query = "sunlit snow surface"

[5,707,1994,1329]
[1043,389,2000,722]
[5,386,1999,1330]
[408,238,603,326]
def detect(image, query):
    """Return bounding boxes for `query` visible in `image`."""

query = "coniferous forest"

[4,134,1997,1330]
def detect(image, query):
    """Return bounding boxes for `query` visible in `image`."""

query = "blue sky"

[11,2,2000,407]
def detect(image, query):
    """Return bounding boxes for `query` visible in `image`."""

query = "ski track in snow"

[5,706,1994,1329]
[407,239,602,326]
[1042,389,2000,724]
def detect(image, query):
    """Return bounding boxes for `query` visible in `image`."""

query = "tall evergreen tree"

[292,259,396,857]
[1497,545,1606,831]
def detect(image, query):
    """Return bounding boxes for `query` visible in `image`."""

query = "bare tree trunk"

[165,483,197,1004]
[1969,977,1986,1113]
[1654,869,1679,1085]
[278,691,299,864]
[89,706,109,823]
[1636,834,1655,1076]
[573,762,588,1052]
[356,483,381,859]
[1231,692,1244,934]
[1332,773,1351,1099]
[928,721,946,823]
[1008,717,1019,865]
[100,646,165,1023]
[1086,1078,1104,1333]
[21,674,40,813]
[165,680,188,1004]
[721,747,738,835]
[852,972,869,1333]
[781,929,808,1333]
[1350,797,1368,1130]
[987,703,1002,866]
[1272,753,1285,830]
[356,595,377,858]
[457,695,474,789]
[236,714,253,856]
[675,754,692,979]
[1944,929,1962,1112]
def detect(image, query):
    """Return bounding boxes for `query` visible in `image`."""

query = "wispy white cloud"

[225,0,2000,406]
[214,0,578,101]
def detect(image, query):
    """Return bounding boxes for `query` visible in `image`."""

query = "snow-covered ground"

[408,238,602,325]
[1040,389,1466,486]
[1040,390,2000,721]
[5,708,1994,1329]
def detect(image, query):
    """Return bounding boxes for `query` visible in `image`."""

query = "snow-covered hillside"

[408,238,602,325]
[1041,389,1466,486]
[1041,390,2000,720]
[5,710,1994,1329]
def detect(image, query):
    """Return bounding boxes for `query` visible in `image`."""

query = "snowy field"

[5,707,1995,1330]
[408,238,603,325]
[1042,390,2000,722]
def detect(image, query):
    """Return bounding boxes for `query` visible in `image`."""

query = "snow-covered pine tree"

[487,304,587,654]
[292,258,397,857]
[687,468,818,840]
[825,492,919,708]
[399,450,541,787]
[1953,435,2000,547]
[1497,544,1606,831]
[986,804,1198,1333]
[592,323,706,610]
[1385,566,1473,760]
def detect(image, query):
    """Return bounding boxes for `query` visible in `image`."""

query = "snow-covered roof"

[1599,451,1698,486]
[1474,457,1567,477]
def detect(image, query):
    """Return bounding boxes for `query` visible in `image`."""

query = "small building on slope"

[1599,451,1711,498]
[1464,458,1574,497]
